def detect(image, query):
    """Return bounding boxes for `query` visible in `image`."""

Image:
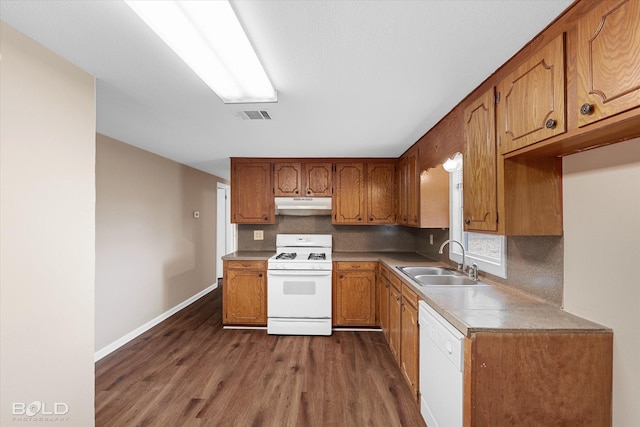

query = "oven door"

[267,269,332,318]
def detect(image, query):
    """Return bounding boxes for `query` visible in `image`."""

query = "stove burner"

[308,253,326,261]
[275,252,297,260]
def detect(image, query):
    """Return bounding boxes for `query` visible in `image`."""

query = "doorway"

[216,183,236,279]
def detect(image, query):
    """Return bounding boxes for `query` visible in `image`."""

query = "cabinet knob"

[357,217,362,221]
[295,190,299,194]
[339,274,344,279]
[580,103,594,116]
[258,273,263,278]
[369,217,374,221]
[306,190,311,195]
[545,118,556,129]
[262,215,268,221]
[464,218,471,225]
[396,296,400,302]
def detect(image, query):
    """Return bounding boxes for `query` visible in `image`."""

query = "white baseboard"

[94,283,218,362]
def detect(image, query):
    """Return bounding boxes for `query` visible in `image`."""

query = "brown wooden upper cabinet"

[463,88,499,232]
[333,161,396,225]
[576,0,640,127]
[397,147,419,226]
[273,161,333,197]
[498,33,566,154]
[231,159,274,224]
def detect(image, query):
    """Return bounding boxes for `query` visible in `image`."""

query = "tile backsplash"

[238,217,564,306]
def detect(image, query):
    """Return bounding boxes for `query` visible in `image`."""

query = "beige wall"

[0,22,96,426]
[95,134,220,352]
[563,138,640,427]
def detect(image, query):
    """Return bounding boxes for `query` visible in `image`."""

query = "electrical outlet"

[254,230,264,240]
[429,234,434,245]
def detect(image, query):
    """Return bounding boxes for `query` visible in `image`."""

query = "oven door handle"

[268,270,332,277]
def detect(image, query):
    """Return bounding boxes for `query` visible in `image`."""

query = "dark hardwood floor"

[95,285,426,426]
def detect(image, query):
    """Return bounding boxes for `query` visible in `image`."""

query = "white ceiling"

[1,0,573,180]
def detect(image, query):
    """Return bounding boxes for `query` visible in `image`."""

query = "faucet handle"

[468,263,479,281]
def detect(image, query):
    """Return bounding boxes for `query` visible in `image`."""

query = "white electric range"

[267,234,333,336]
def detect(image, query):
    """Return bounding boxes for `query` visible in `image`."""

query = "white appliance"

[267,234,333,335]
[419,300,465,427]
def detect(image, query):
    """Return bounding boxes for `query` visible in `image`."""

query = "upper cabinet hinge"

[496,212,500,224]
[495,92,500,104]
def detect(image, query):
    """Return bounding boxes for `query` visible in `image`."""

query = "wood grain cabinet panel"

[273,162,302,197]
[400,285,419,401]
[367,162,396,224]
[397,149,419,227]
[388,282,402,364]
[498,33,566,154]
[378,269,391,342]
[333,262,377,326]
[463,88,498,232]
[231,159,274,224]
[222,260,267,325]
[577,0,640,127]
[304,162,333,197]
[333,162,365,224]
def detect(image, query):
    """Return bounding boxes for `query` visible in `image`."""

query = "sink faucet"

[439,239,466,273]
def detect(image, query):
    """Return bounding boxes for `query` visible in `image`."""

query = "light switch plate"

[254,230,264,240]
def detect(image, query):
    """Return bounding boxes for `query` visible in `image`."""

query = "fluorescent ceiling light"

[125,0,277,104]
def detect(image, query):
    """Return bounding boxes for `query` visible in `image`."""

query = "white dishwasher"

[418,301,464,427]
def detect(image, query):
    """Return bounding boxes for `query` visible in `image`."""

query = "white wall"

[95,134,220,354]
[0,22,96,426]
[563,138,640,427]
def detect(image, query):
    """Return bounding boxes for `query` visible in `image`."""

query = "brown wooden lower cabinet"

[388,279,402,364]
[333,261,377,326]
[222,260,267,325]
[463,332,613,426]
[400,284,419,402]
[378,265,391,341]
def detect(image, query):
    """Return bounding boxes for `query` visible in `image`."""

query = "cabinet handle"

[580,103,594,116]
[464,218,471,225]
[545,118,556,129]
[258,273,263,278]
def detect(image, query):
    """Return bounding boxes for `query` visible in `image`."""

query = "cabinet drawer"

[389,273,402,289]
[402,284,419,309]
[380,264,391,279]
[335,261,378,271]
[225,260,266,270]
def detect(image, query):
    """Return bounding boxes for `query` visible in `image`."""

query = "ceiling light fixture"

[125,0,277,104]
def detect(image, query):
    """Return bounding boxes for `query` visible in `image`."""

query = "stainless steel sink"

[396,266,457,276]
[396,265,488,286]
[413,275,481,286]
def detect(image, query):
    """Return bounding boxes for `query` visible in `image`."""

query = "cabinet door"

[379,277,390,341]
[223,268,266,325]
[334,270,376,326]
[304,162,333,197]
[498,33,566,154]
[231,160,274,224]
[463,88,498,232]
[388,283,402,364]
[396,156,408,225]
[400,296,419,400]
[333,162,365,224]
[273,162,302,197]
[406,149,420,227]
[577,0,640,127]
[367,162,396,224]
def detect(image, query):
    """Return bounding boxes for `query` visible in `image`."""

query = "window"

[447,154,507,278]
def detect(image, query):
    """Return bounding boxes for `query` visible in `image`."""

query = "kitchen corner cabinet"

[397,148,419,226]
[498,33,566,154]
[230,159,274,224]
[576,0,640,127]
[222,260,267,325]
[464,89,563,236]
[333,161,396,225]
[333,262,377,326]
[400,284,419,401]
[463,332,612,426]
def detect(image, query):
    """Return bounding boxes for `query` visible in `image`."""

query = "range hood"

[275,197,332,216]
